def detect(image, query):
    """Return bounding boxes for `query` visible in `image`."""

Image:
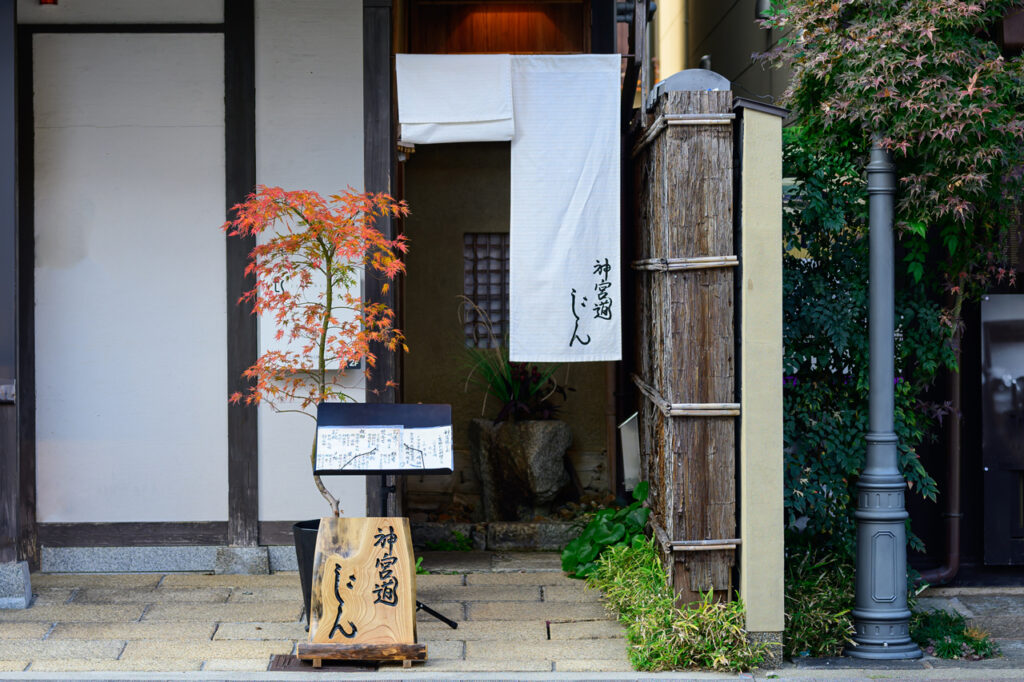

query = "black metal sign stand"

[315,402,458,630]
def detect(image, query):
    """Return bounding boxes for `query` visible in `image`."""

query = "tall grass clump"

[784,550,855,658]
[587,535,767,672]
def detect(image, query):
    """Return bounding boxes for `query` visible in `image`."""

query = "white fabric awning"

[396,54,514,144]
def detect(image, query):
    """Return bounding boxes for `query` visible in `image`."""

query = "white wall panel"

[34,34,227,522]
[18,0,222,24]
[255,0,367,520]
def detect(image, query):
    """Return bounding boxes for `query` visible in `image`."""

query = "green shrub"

[561,481,650,578]
[781,127,954,558]
[784,550,855,659]
[587,535,768,672]
[911,609,1000,661]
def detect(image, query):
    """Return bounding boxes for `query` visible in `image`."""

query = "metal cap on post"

[846,142,921,660]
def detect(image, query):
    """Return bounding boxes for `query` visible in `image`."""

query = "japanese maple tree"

[763,0,1024,310]
[223,186,409,515]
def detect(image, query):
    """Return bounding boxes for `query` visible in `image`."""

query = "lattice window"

[463,233,510,348]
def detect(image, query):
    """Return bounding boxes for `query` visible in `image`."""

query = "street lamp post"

[846,142,922,660]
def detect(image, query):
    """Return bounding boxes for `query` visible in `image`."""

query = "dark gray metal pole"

[847,143,921,660]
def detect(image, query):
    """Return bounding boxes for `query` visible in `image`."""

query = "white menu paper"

[315,425,454,472]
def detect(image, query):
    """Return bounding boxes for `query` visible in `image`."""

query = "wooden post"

[0,0,22,568]
[633,79,737,604]
[224,0,259,549]
[363,0,402,517]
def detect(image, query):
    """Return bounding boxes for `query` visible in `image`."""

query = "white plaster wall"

[34,33,228,522]
[18,0,222,24]
[255,0,367,521]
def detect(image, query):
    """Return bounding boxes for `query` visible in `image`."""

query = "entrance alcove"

[400,141,614,541]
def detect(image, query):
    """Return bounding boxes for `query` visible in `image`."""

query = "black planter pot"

[293,519,320,628]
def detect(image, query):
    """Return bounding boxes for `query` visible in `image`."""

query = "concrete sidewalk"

[1,551,1023,680]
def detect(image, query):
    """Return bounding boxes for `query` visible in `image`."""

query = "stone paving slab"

[925,586,1024,597]
[465,638,629,661]
[27,658,203,672]
[29,587,74,605]
[225,587,296,603]
[49,622,217,641]
[0,604,145,622]
[30,573,162,589]
[213,622,307,641]
[0,640,124,660]
[417,585,542,602]
[158,573,300,588]
[972,615,1024,639]
[914,596,973,618]
[491,552,563,572]
[414,601,466,621]
[202,658,273,671]
[418,640,464,660]
[418,551,494,573]
[543,584,599,602]
[142,602,301,623]
[957,594,1024,614]
[416,574,467,587]
[416,620,547,641]
[0,661,28,672]
[0,623,50,640]
[466,572,577,586]
[72,587,232,604]
[555,658,635,672]
[548,619,624,639]
[382,658,552,672]
[120,639,293,660]
[467,601,611,621]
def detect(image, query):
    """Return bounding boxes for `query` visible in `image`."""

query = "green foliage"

[588,535,768,672]
[459,295,568,421]
[424,530,473,552]
[562,481,650,578]
[415,556,428,575]
[782,127,955,557]
[764,0,1024,300]
[784,550,855,658]
[911,609,1000,660]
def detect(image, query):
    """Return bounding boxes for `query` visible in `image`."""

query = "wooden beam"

[225,0,259,547]
[37,522,228,547]
[363,0,401,517]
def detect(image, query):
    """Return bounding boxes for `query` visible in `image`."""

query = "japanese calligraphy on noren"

[309,517,416,646]
[569,257,614,347]
[315,425,453,473]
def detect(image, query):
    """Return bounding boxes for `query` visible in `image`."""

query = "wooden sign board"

[297,517,425,666]
[314,403,454,475]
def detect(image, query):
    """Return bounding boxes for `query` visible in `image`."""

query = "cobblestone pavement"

[0,551,632,675]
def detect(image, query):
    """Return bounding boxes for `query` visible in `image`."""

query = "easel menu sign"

[313,403,454,475]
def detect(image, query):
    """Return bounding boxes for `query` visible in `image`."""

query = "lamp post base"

[845,641,922,660]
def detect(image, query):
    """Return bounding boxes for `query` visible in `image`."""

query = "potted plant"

[223,186,408,618]
[459,297,573,521]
